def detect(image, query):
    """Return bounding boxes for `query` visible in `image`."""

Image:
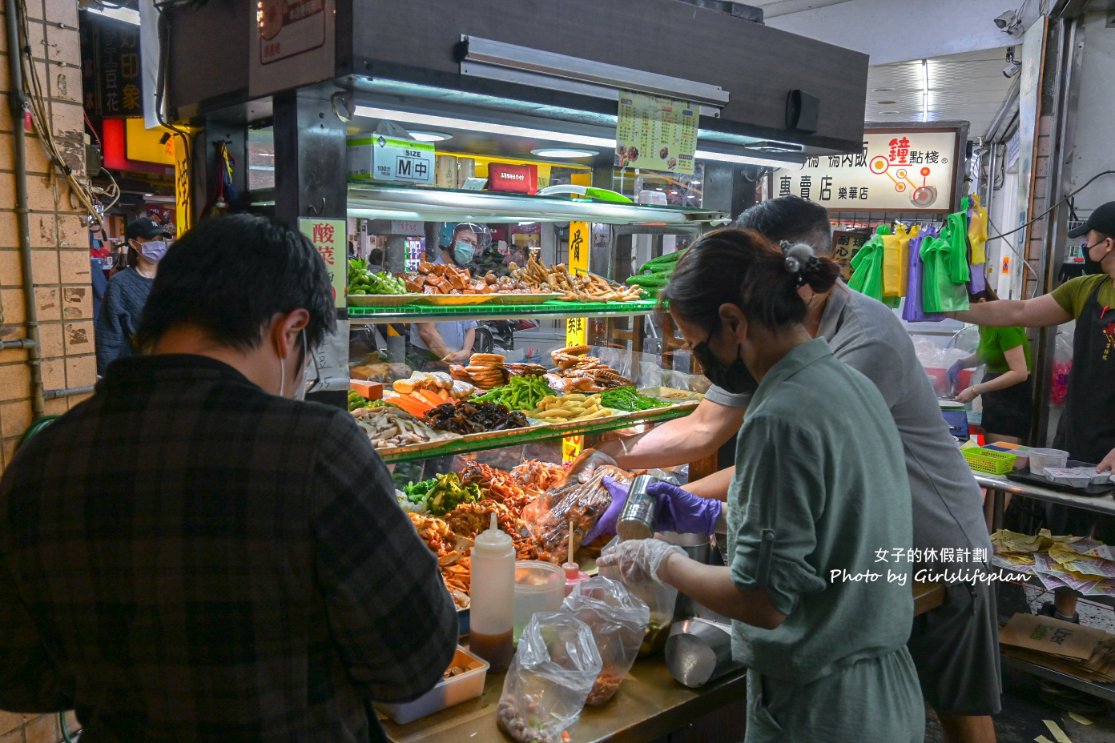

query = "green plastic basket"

[962,447,1018,475]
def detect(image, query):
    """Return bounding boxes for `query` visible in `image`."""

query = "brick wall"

[0,1,89,742]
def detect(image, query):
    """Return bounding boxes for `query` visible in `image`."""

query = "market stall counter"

[380,580,944,743]
[976,473,1115,529]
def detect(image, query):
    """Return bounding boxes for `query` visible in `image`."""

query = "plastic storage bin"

[377,647,489,725]
[1029,448,1069,476]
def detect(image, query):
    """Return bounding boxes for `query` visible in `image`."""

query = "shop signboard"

[615,90,698,175]
[772,129,960,212]
[347,136,435,185]
[563,220,591,463]
[831,230,870,280]
[249,0,336,98]
[80,12,143,118]
[299,218,347,309]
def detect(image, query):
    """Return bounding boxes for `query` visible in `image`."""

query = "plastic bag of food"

[598,538,678,656]
[522,466,632,564]
[497,612,603,743]
[562,577,649,705]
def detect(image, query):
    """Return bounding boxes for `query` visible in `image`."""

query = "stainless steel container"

[657,531,711,620]
[617,475,659,540]
[665,618,742,688]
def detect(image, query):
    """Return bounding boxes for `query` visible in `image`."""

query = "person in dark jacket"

[0,215,457,742]
[94,218,171,375]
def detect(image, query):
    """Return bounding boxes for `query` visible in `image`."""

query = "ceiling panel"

[865,48,1018,137]
[746,0,853,19]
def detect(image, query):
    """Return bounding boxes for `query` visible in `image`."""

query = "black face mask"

[1083,240,1111,275]
[693,338,758,395]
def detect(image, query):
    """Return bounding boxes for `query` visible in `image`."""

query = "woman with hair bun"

[598,229,923,742]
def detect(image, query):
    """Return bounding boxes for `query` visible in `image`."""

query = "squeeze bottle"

[469,513,515,671]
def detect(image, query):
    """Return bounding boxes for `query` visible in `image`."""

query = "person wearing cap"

[95,218,172,375]
[408,223,482,369]
[955,200,1115,623]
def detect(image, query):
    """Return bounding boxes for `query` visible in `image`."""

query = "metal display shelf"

[347,183,727,225]
[349,298,660,323]
[376,403,695,464]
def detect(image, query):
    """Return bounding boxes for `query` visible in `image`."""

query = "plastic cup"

[1029,448,1069,476]
[512,560,564,643]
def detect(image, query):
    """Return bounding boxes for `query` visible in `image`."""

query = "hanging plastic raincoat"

[849,225,889,301]
[901,228,944,323]
[883,224,918,298]
[968,194,988,265]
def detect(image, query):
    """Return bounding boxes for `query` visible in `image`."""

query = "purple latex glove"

[583,475,629,544]
[647,481,722,536]
[946,360,965,394]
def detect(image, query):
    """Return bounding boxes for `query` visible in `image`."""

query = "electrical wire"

[14,0,118,223]
[984,170,1115,243]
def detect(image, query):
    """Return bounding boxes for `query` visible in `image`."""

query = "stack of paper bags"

[1000,613,1115,683]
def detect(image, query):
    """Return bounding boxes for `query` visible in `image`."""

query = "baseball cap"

[1067,201,1115,238]
[125,217,172,240]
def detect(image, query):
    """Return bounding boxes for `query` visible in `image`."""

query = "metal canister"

[617,475,659,541]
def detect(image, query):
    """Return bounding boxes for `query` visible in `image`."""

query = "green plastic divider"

[348,299,661,322]
[378,404,693,464]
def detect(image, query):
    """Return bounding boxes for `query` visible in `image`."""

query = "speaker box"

[786,90,819,133]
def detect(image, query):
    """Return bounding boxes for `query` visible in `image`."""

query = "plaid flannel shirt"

[0,355,457,742]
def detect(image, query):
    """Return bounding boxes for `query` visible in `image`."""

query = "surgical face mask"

[692,335,758,395]
[279,332,311,400]
[139,240,168,263]
[453,240,475,265]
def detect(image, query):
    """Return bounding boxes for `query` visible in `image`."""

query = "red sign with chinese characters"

[488,163,538,194]
[299,218,346,309]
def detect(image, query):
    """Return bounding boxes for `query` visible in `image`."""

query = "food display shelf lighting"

[346,185,724,226]
[351,105,799,169]
[376,404,695,464]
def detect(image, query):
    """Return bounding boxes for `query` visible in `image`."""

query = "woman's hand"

[955,385,980,404]
[597,538,684,586]
[1098,447,1115,474]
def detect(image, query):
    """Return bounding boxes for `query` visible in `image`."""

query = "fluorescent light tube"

[85,6,141,25]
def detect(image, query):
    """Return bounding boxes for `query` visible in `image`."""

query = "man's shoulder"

[825,286,911,349]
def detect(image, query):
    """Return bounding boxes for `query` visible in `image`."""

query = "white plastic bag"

[562,577,650,705]
[497,612,603,743]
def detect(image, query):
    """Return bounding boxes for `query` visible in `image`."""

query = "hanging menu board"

[772,129,960,212]
[615,91,698,175]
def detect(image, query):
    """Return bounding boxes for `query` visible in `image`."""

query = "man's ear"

[267,309,310,358]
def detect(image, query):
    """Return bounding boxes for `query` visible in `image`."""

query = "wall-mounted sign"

[249,0,336,98]
[300,218,347,309]
[772,129,960,212]
[347,136,435,185]
[80,11,143,117]
[831,230,870,280]
[615,91,698,175]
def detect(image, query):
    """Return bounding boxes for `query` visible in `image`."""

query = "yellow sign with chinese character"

[563,221,591,462]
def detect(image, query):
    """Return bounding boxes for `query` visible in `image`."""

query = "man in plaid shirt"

[0,215,457,741]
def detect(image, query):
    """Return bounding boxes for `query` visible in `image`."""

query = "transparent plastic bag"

[598,538,678,656]
[497,612,603,743]
[562,576,650,705]
[523,466,632,564]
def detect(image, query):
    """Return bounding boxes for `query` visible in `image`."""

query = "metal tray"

[1006,460,1115,497]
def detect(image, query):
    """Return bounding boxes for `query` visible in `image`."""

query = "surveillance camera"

[1002,60,1021,78]
[994,11,1014,29]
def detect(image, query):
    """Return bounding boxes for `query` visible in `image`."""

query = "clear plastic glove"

[647,481,722,536]
[596,538,685,586]
[582,476,629,544]
[946,360,965,394]
[567,447,617,484]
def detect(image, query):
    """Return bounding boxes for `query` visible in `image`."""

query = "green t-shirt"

[977,326,1031,374]
[1051,274,1115,319]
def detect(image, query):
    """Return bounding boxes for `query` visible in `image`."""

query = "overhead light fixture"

[1002,47,1021,78]
[84,6,141,25]
[407,130,452,142]
[530,147,599,159]
[921,59,929,123]
[354,105,801,168]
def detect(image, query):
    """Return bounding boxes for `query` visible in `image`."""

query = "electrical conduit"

[5,0,43,419]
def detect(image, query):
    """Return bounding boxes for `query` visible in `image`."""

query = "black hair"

[664,228,840,331]
[136,214,336,352]
[969,285,1000,303]
[733,195,834,256]
[369,247,384,265]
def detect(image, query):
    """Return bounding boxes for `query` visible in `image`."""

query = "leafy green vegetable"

[599,386,670,412]
[348,391,387,411]
[348,258,407,295]
[473,375,554,411]
[404,474,482,516]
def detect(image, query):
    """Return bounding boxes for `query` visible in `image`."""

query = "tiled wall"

[0,0,91,474]
[0,2,87,742]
